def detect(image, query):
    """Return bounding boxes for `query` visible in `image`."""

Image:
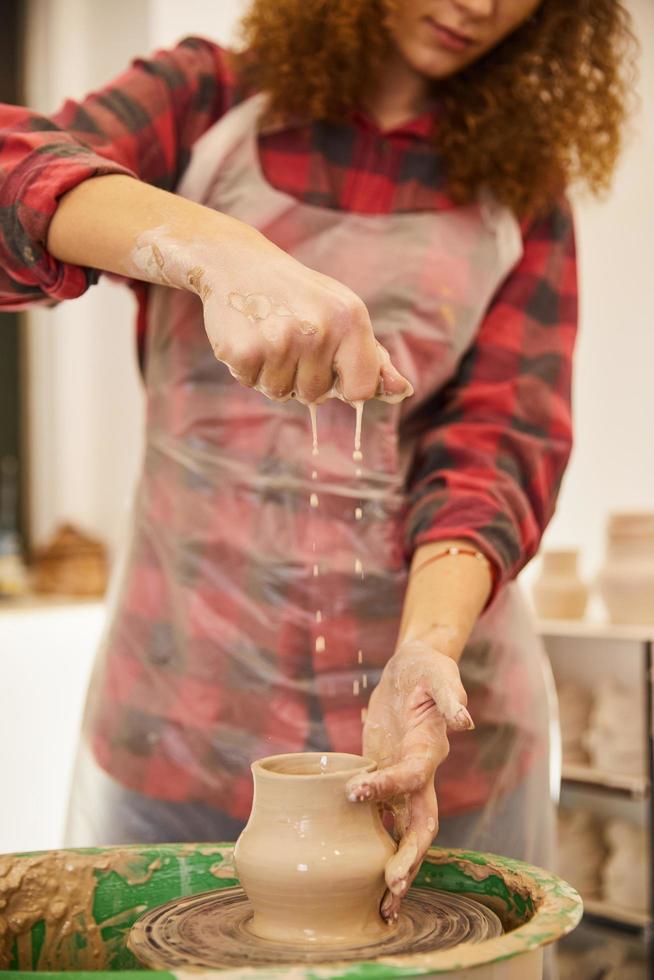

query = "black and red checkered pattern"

[0,37,576,818]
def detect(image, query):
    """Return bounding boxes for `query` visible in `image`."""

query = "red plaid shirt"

[0,38,577,813]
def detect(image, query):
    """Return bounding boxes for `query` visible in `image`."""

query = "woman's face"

[388,0,542,79]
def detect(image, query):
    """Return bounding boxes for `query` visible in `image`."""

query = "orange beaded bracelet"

[412,545,490,579]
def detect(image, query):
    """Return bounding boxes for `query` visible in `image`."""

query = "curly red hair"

[237,0,637,215]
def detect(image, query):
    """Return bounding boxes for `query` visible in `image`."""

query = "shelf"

[0,594,103,615]
[583,898,651,931]
[562,763,649,800]
[538,618,654,643]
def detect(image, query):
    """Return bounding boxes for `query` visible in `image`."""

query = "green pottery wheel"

[0,844,582,979]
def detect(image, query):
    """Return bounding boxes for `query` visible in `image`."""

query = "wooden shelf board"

[0,594,103,615]
[538,618,654,643]
[583,898,651,930]
[562,763,649,799]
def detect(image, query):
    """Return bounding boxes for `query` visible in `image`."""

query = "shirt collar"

[351,106,437,140]
[259,103,437,141]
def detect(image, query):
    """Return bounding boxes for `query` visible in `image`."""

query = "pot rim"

[252,751,376,781]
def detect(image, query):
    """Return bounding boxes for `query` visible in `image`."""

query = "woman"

[0,0,632,919]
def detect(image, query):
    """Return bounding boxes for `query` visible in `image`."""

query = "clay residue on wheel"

[210,855,238,880]
[127,885,502,971]
[421,850,541,930]
[0,849,161,971]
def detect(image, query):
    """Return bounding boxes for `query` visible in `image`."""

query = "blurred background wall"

[22,0,654,581]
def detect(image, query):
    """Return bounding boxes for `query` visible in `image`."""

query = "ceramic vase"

[233,751,396,946]
[532,550,588,620]
[598,512,654,625]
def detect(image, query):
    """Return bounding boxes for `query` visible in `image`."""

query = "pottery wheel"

[128,886,503,970]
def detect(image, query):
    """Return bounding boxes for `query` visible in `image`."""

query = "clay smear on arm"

[187,266,212,302]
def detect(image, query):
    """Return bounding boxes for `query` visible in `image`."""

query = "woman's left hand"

[345,640,474,922]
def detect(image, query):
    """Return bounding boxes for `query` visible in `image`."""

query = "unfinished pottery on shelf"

[532,550,588,620]
[233,751,396,946]
[583,678,645,776]
[557,681,593,765]
[602,818,649,913]
[598,512,654,625]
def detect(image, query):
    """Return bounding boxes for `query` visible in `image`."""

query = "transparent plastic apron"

[68,96,556,864]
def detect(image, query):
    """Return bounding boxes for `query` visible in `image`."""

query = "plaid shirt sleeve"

[0,37,236,309]
[404,199,577,600]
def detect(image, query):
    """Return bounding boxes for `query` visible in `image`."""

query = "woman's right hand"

[50,175,411,405]
[134,218,411,404]
[191,232,412,405]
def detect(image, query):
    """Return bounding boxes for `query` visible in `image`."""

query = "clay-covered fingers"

[396,641,474,733]
[255,332,299,401]
[346,755,432,804]
[294,332,336,404]
[217,341,264,389]
[376,342,413,401]
[381,784,439,922]
[332,302,383,403]
[428,667,474,733]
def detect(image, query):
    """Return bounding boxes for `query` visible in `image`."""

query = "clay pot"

[583,679,645,775]
[233,751,396,946]
[598,512,654,625]
[602,818,650,912]
[532,550,588,620]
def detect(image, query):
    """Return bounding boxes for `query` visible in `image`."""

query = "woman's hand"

[200,236,412,403]
[48,175,412,405]
[133,220,412,405]
[197,238,411,404]
[345,640,474,922]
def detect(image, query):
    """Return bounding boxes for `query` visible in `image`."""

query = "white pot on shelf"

[597,512,654,625]
[602,818,650,913]
[532,550,588,620]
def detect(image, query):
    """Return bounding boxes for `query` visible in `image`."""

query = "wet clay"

[128,885,502,971]
[352,400,364,462]
[125,840,582,976]
[233,752,397,946]
[186,265,212,302]
[227,291,318,338]
[420,851,539,932]
[309,404,319,456]
[0,849,161,971]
